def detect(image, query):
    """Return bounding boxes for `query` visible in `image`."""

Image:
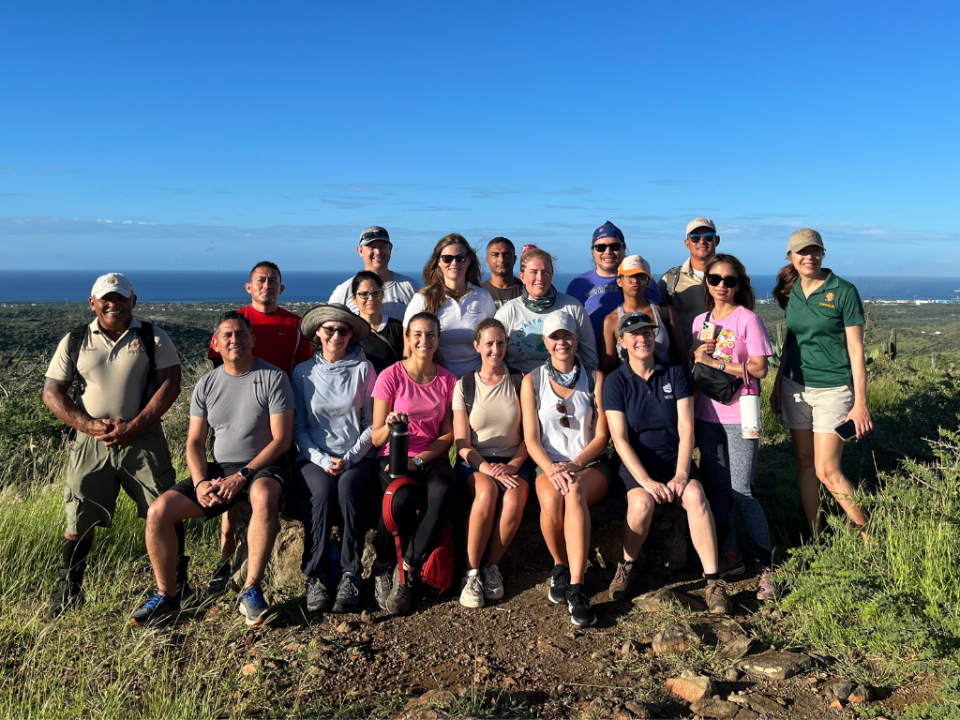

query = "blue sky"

[1,1,958,277]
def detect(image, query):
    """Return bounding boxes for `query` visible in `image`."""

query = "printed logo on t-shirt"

[825,292,835,303]
[663,383,673,395]
[515,318,546,358]
[467,302,482,314]
[126,339,142,355]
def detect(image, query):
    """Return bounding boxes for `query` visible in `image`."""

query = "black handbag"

[691,362,743,404]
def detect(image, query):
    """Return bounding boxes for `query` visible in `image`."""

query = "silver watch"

[717,360,726,372]
[413,456,424,470]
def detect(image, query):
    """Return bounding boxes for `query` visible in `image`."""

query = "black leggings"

[376,457,456,567]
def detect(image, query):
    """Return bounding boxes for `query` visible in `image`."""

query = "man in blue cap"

[566,221,663,342]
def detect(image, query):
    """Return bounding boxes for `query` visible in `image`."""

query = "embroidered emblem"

[825,292,835,302]
[663,383,673,394]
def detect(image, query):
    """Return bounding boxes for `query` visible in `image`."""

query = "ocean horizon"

[4,270,960,304]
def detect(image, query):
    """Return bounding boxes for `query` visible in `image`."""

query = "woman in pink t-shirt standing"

[370,312,457,616]
[690,254,776,600]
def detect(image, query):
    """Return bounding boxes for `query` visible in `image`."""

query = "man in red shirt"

[206,260,313,593]
[207,261,313,375]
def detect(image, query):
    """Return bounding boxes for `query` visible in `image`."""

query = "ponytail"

[772,261,799,310]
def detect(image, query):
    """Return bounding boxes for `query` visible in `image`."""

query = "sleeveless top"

[616,304,670,364]
[536,366,594,463]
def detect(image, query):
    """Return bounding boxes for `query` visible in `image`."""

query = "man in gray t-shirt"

[128,311,294,628]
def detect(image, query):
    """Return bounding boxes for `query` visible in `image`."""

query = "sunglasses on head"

[320,324,352,337]
[593,242,624,253]
[688,233,717,243]
[706,273,739,288]
[439,253,468,265]
[556,400,572,428]
[355,289,383,300]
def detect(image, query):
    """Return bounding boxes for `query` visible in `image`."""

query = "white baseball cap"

[91,273,134,299]
[542,312,578,338]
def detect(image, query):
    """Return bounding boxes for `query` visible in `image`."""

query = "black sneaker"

[45,572,85,620]
[128,593,181,627]
[567,586,597,627]
[385,572,414,616]
[332,573,360,613]
[548,564,571,605]
[205,559,233,595]
[305,577,333,613]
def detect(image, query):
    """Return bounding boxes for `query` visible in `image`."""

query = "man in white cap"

[42,273,183,619]
[658,217,721,359]
[328,226,421,320]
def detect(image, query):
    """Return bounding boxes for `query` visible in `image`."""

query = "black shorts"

[620,459,700,494]
[170,461,289,520]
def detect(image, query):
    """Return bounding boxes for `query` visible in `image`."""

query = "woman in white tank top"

[521,312,609,628]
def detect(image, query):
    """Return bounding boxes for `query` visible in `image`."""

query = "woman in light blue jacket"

[293,304,376,614]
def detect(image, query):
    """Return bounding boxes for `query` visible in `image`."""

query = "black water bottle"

[389,419,409,479]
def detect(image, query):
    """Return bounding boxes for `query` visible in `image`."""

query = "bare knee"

[814,461,845,488]
[502,486,529,516]
[250,477,281,514]
[473,476,499,512]
[627,492,654,528]
[146,492,176,527]
[681,480,710,515]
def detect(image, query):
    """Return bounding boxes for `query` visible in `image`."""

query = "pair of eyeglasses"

[706,273,739,288]
[439,254,468,265]
[355,290,383,300]
[556,400,572,428]
[688,232,717,243]
[593,242,624,253]
[320,325,352,337]
[621,274,650,284]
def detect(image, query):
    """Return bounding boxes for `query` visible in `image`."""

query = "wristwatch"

[413,457,424,471]
[239,467,254,481]
[717,360,726,372]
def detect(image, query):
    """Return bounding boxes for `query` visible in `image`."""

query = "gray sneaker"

[332,573,360,613]
[459,570,484,609]
[305,577,333,613]
[480,565,504,601]
[373,564,394,611]
[385,571,414,616]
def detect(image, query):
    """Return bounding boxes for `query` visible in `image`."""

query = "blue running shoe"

[238,587,270,626]
[128,592,180,627]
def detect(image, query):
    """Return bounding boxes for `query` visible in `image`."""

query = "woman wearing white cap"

[599,255,686,375]
[521,311,609,627]
[771,229,871,541]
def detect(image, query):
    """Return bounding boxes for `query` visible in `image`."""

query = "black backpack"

[65,321,158,410]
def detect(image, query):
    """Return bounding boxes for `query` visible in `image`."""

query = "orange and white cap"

[618,255,652,278]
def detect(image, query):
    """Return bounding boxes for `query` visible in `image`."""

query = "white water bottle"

[740,369,762,439]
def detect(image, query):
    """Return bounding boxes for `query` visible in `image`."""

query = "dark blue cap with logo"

[592,220,624,243]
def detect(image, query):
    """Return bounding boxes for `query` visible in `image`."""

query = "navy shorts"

[454,454,533,486]
[620,459,700,494]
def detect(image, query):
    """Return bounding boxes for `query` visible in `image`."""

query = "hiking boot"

[175,555,194,603]
[757,566,777,601]
[205,559,233,595]
[705,579,732,614]
[128,592,181,627]
[480,564,504,601]
[548,564,571,605]
[718,551,746,578]
[305,577,333,613]
[238,586,270,626]
[45,569,85,620]
[567,585,597,627]
[373,564,394,611]
[332,573,360,613]
[608,560,639,601]
[459,570,484,609]
[385,570,414,616]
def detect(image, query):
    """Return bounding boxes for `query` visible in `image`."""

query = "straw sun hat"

[300,303,371,344]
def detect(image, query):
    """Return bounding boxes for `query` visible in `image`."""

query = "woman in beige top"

[453,318,530,608]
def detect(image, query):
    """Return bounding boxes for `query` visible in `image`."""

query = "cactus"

[768,323,785,370]
[889,328,897,360]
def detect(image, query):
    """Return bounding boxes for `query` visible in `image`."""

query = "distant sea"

[4,270,960,303]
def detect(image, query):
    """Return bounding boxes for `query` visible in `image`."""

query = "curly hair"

[473,317,507,344]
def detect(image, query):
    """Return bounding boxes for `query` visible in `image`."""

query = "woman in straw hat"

[293,303,375,614]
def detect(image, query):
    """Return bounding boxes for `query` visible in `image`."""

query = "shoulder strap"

[461,372,478,417]
[531,365,542,412]
[136,321,159,410]
[510,373,524,398]
[382,476,417,585]
[66,323,89,398]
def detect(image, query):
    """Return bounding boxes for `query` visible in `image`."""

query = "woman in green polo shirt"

[771,229,871,540]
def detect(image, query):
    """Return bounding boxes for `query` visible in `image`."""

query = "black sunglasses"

[556,400,572,429]
[706,273,739,288]
[593,242,624,253]
[439,253,468,265]
[320,325,352,337]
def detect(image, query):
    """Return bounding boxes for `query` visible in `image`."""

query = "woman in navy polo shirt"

[771,229,870,540]
[603,311,731,614]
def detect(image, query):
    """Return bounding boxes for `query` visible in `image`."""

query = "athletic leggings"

[295,456,376,578]
[695,419,772,565]
[376,457,456,567]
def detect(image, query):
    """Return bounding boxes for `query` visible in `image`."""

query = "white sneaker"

[481,564,504,601]
[459,569,484,608]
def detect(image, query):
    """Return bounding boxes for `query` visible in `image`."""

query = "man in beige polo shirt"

[658,217,721,362]
[42,272,182,619]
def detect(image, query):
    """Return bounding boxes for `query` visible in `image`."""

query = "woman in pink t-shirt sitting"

[370,312,457,616]
[690,254,776,600]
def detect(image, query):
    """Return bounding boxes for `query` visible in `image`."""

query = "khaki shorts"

[780,375,854,435]
[64,422,177,536]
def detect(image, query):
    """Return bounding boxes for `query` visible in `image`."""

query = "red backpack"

[381,477,454,595]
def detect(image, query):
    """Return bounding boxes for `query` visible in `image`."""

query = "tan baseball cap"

[618,255,652,278]
[542,311,578,338]
[685,217,716,235]
[787,228,825,254]
[91,273,134,299]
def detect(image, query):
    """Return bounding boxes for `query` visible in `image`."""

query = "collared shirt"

[329,272,421,319]
[602,359,693,475]
[784,272,864,388]
[47,317,180,423]
[207,305,313,376]
[658,258,707,358]
[403,284,497,378]
[566,269,663,342]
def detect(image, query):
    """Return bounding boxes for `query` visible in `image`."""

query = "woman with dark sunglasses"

[402,234,496,378]
[351,271,404,375]
[521,312,609,627]
[690,254,776,600]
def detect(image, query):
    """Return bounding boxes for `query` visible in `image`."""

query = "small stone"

[724,668,741,682]
[776,697,788,707]
[726,694,748,706]
[241,663,257,676]
[830,700,844,709]
[620,639,642,658]
[336,620,359,634]
[745,694,785,716]
[738,650,813,680]
[623,701,650,719]
[666,676,716,704]
[732,710,759,720]
[632,587,707,612]
[807,677,820,685]
[848,684,874,704]
[690,698,741,719]
[360,610,375,625]
[719,636,762,661]
[830,680,855,700]
[653,624,701,655]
